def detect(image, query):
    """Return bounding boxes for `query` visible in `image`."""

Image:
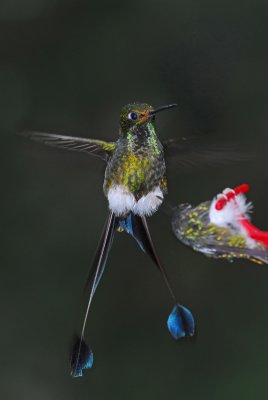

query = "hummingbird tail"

[118,213,195,339]
[70,211,195,377]
[118,213,176,300]
[70,334,93,377]
[70,211,116,377]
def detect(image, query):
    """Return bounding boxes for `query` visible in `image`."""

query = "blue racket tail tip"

[70,334,94,377]
[167,304,195,340]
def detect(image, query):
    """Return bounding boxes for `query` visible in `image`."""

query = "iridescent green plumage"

[104,102,167,198]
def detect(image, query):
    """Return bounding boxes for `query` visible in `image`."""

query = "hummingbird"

[22,102,196,377]
[172,183,268,265]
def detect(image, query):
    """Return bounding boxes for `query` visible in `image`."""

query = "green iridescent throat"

[125,122,161,155]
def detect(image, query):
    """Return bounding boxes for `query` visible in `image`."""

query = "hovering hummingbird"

[22,102,197,377]
[172,183,268,265]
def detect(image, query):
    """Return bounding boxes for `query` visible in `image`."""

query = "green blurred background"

[2,0,268,399]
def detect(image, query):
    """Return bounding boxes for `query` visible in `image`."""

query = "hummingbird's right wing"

[163,137,251,171]
[20,131,115,161]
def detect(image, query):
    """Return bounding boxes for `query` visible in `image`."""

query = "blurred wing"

[21,131,116,161]
[198,243,268,265]
[163,137,250,171]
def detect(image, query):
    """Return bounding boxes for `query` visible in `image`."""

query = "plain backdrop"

[2,1,268,399]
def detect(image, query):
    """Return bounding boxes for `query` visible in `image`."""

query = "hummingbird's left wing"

[20,131,115,161]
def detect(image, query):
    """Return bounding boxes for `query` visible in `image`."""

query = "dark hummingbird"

[22,101,227,377]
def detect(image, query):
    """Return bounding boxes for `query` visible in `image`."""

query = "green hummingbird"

[172,183,268,265]
[22,102,196,377]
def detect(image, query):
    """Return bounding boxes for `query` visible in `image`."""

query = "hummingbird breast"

[103,138,167,217]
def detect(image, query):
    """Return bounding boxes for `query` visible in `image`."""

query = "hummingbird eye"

[128,112,139,121]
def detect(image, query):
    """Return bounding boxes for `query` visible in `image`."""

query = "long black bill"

[149,103,177,115]
[70,211,116,377]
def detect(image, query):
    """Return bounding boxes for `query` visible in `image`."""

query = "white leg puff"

[107,185,164,217]
[107,186,135,216]
[133,187,163,216]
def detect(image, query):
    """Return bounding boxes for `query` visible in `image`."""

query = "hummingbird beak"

[137,104,177,124]
[149,104,177,115]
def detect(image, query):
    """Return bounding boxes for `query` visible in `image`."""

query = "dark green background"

[2,0,268,399]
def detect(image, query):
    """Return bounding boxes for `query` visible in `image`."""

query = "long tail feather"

[139,217,195,338]
[84,212,116,295]
[118,213,173,279]
[119,213,176,302]
[140,216,176,302]
[70,212,116,377]
[119,213,195,339]
[167,305,195,339]
[70,335,93,377]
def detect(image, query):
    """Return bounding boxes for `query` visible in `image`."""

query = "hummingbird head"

[119,102,177,135]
